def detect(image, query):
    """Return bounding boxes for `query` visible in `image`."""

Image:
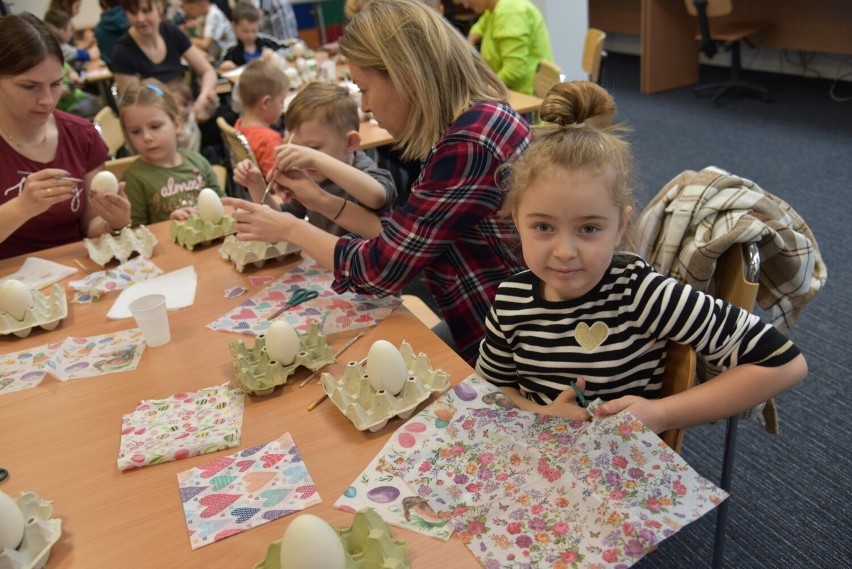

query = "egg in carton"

[320,340,450,432]
[0,491,62,569]
[252,508,409,569]
[229,321,335,396]
[169,214,236,251]
[218,235,301,272]
[83,225,158,267]
[0,283,67,338]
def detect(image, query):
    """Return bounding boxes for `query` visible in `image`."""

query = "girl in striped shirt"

[475,81,807,434]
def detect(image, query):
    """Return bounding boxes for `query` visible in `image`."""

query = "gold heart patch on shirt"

[575,321,609,351]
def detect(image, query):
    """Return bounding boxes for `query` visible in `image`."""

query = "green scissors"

[268,287,319,320]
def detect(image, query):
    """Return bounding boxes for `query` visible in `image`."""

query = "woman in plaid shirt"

[225,0,530,364]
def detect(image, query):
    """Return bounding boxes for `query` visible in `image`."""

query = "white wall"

[12,0,101,28]
[531,0,587,81]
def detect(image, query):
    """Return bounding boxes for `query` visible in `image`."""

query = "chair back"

[658,342,697,453]
[533,60,563,98]
[212,164,228,191]
[582,28,607,84]
[684,0,733,19]
[216,116,258,169]
[93,107,125,159]
[103,155,138,180]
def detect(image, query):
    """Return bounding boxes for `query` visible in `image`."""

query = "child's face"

[181,1,207,19]
[58,23,75,44]
[234,19,260,47]
[290,119,352,182]
[513,166,629,302]
[122,103,180,165]
[260,92,286,126]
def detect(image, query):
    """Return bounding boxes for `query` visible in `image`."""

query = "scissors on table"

[267,287,319,320]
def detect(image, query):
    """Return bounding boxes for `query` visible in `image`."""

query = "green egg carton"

[83,225,158,266]
[218,235,301,272]
[169,215,236,251]
[320,341,450,432]
[228,322,336,396]
[252,508,409,569]
[0,284,67,338]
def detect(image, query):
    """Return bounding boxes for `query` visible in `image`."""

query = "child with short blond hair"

[233,59,289,177]
[235,81,396,236]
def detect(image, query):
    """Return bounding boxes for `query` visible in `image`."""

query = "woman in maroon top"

[0,12,130,260]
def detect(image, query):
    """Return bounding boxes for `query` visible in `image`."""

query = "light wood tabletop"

[0,221,476,568]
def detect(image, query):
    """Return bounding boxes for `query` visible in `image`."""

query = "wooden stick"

[306,393,327,411]
[299,330,366,388]
[73,258,92,274]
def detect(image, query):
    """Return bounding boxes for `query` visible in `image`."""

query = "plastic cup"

[128,294,171,347]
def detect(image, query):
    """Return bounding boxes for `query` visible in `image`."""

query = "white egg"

[0,279,34,321]
[197,188,224,223]
[367,340,409,396]
[0,490,25,551]
[279,514,346,569]
[265,321,301,365]
[91,170,119,194]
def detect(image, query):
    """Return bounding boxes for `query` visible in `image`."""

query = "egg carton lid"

[169,215,236,251]
[83,225,158,266]
[229,321,335,396]
[0,284,67,338]
[320,341,450,432]
[218,235,301,272]
[0,491,62,569]
[251,508,408,569]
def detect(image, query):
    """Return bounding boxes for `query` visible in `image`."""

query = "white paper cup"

[128,294,171,347]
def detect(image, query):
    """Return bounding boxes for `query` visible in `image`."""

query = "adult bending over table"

[223,0,530,365]
[112,0,219,122]
[0,12,130,260]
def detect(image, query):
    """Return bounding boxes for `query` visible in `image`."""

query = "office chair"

[533,60,563,99]
[582,28,607,84]
[685,0,771,103]
[93,107,126,160]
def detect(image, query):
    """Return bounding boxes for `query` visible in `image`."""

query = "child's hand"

[595,396,665,433]
[234,159,264,188]
[274,144,327,177]
[542,377,591,422]
[219,60,236,72]
[169,206,197,222]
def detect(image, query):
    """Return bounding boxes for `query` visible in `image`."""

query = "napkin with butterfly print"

[177,432,321,549]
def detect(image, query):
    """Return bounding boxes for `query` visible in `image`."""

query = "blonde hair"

[338,0,507,161]
[284,82,359,136]
[238,59,289,108]
[118,78,180,138]
[501,81,636,245]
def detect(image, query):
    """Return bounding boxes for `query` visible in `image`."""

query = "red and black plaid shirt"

[333,101,530,364]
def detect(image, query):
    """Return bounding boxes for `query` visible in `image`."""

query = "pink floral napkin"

[117,383,244,471]
[177,432,321,549]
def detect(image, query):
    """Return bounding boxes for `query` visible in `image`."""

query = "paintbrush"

[307,356,368,411]
[17,170,83,183]
[259,133,294,206]
[299,330,366,388]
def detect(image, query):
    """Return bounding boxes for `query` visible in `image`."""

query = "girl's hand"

[542,376,591,422]
[223,197,297,243]
[169,206,196,222]
[89,180,131,230]
[595,396,666,434]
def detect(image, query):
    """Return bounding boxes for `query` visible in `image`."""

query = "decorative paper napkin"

[207,259,401,336]
[177,432,321,550]
[118,383,244,471]
[0,346,52,395]
[45,329,146,381]
[0,257,77,290]
[341,375,727,568]
[69,256,163,303]
[107,266,198,319]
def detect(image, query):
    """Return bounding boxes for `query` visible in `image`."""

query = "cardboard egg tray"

[83,225,158,266]
[0,491,62,569]
[0,284,67,338]
[320,341,450,432]
[229,322,335,396]
[252,508,409,569]
[218,235,301,272]
[169,215,236,251]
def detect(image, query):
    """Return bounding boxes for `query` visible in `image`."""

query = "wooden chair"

[93,107,126,159]
[533,60,563,99]
[212,164,228,191]
[216,116,258,169]
[103,155,137,179]
[582,28,607,84]
[658,341,697,453]
[684,0,771,103]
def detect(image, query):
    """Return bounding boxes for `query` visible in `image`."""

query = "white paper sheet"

[107,266,198,319]
[0,257,77,290]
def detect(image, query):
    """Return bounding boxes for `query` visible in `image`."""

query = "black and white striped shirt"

[475,254,799,405]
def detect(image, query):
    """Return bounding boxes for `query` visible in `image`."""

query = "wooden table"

[359,90,544,150]
[0,222,475,568]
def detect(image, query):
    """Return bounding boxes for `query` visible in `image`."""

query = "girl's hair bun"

[538,80,616,130]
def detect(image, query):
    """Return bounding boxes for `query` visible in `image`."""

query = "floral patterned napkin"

[177,432,321,549]
[69,256,163,303]
[207,259,401,336]
[117,383,244,471]
[0,345,52,395]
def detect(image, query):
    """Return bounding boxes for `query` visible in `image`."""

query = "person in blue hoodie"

[94,0,130,68]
